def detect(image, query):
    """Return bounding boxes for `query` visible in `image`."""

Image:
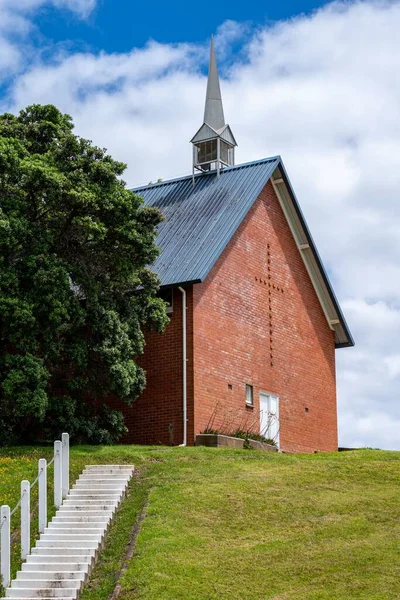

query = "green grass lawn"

[0,446,399,600]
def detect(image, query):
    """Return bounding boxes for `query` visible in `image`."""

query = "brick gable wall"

[192,181,337,453]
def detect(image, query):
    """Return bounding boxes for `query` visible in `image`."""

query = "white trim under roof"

[271,168,350,347]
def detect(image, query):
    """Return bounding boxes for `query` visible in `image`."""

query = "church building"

[116,38,354,453]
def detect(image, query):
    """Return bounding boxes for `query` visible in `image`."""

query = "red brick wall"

[116,287,194,446]
[192,181,337,453]
[116,179,337,452]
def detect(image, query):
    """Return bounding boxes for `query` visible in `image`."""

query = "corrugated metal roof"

[133,156,354,348]
[134,157,280,287]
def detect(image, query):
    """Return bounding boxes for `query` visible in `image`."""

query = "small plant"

[201,427,277,448]
[233,429,276,447]
[242,433,253,450]
[202,402,279,448]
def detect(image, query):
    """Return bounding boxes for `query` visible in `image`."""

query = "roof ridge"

[132,156,281,192]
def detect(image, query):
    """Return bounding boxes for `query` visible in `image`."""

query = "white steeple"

[203,35,225,130]
[191,36,237,179]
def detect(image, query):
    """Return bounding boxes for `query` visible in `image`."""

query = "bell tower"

[191,36,237,179]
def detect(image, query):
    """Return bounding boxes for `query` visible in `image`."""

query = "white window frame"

[245,384,254,407]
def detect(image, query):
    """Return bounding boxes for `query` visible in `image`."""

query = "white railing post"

[0,505,10,589]
[54,441,62,509]
[61,433,69,500]
[38,459,47,534]
[21,480,30,559]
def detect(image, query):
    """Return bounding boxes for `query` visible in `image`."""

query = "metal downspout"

[178,287,187,446]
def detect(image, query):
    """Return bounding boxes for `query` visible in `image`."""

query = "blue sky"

[34,0,327,53]
[1,0,400,450]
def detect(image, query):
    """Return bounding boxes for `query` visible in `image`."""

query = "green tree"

[0,104,168,445]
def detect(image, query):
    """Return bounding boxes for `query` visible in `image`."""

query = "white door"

[260,392,280,446]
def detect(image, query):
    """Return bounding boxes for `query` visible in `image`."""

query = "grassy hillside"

[0,446,399,599]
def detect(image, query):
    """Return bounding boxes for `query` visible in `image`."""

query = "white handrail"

[62,432,69,501]
[0,505,10,589]
[0,433,70,590]
[21,481,30,560]
[54,441,62,509]
[38,459,47,535]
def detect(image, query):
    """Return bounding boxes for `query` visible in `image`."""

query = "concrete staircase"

[1,464,134,600]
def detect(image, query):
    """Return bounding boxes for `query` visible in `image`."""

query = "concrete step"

[68,488,123,494]
[67,495,121,500]
[64,497,119,502]
[11,580,82,589]
[71,481,126,492]
[65,500,121,506]
[55,509,114,516]
[71,489,125,495]
[81,472,132,476]
[82,470,133,474]
[55,507,113,512]
[24,553,93,562]
[36,540,99,549]
[81,474,130,478]
[74,480,127,486]
[23,556,92,573]
[75,486,124,490]
[61,504,119,509]
[51,515,111,522]
[45,526,105,534]
[83,472,133,475]
[56,506,115,511]
[83,464,134,469]
[16,573,86,582]
[63,499,121,505]
[40,532,103,540]
[5,589,77,597]
[75,476,127,481]
[82,474,132,477]
[62,501,118,507]
[61,505,118,511]
[53,510,112,523]
[31,548,96,556]
[73,481,126,486]
[77,476,128,481]
[48,522,107,529]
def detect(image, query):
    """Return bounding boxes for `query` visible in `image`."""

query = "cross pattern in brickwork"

[254,243,285,367]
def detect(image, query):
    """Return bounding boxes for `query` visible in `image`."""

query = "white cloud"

[385,355,400,380]
[52,0,96,18]
[2,0,400,449]
[0,0,96,17]
[337,299,400,449]
[0,0,97,76]
[0,37,20,72]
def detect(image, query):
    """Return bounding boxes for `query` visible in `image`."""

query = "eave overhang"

[270,161,354,349]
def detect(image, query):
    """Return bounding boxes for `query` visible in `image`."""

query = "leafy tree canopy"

[0,104,168,445]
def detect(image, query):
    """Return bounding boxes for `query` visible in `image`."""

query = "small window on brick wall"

[245,384,254,406]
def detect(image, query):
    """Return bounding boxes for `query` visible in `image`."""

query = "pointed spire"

[203,36,225,130]
[191,35,236,178]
